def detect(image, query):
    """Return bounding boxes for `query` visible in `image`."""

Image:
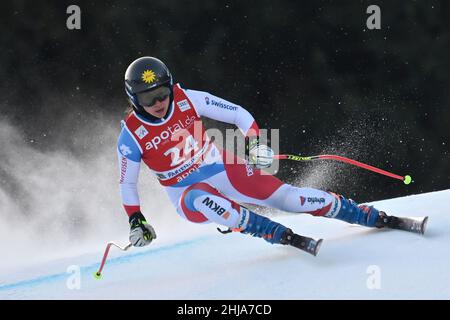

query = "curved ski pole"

[274,154,412,185]
[93,241,132,279]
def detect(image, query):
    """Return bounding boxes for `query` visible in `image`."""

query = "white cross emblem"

[120,144,132,156]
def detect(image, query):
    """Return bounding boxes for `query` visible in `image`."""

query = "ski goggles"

[137,86,171,107]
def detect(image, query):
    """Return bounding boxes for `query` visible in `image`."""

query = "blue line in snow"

[0,235,212,292]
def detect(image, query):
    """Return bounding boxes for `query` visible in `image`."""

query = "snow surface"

[0,189,449,300]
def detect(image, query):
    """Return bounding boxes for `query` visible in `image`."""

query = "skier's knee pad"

[179,182,249,228]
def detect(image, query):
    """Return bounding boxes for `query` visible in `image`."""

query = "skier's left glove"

[129,211,157,247]
[246,137,274,169]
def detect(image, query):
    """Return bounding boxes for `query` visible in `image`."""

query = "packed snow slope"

[0,189,449,299]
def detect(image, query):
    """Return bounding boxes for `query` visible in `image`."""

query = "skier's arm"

[117,125,157,247]
[117,123,142,217]
[184,87,275,168]
[184,88,260,137]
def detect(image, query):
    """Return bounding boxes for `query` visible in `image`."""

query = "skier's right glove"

[129,211,157,247]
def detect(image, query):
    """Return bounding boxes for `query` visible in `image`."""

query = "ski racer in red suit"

[117,57,404,255]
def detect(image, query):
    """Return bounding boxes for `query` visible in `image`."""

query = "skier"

[117,57,422,256]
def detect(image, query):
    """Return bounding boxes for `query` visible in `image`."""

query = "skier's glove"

[129,211,157,247]
[246,137,274,169]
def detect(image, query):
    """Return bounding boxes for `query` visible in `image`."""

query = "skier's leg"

[214,150,383,228]
[267,185,383,227]
[177,182,291,245]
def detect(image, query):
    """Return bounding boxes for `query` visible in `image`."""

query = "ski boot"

[375,211,428,235]
[280,228,323,256]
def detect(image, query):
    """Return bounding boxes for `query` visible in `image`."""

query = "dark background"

[1,0,449,203]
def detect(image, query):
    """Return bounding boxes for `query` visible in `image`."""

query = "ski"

[288,234,323,256]
[385,216,428,235]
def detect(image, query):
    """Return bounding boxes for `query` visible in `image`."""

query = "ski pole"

[93,241,132,279]
[274,154,413,185]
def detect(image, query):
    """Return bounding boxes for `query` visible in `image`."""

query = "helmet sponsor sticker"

[141,70,156,84]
